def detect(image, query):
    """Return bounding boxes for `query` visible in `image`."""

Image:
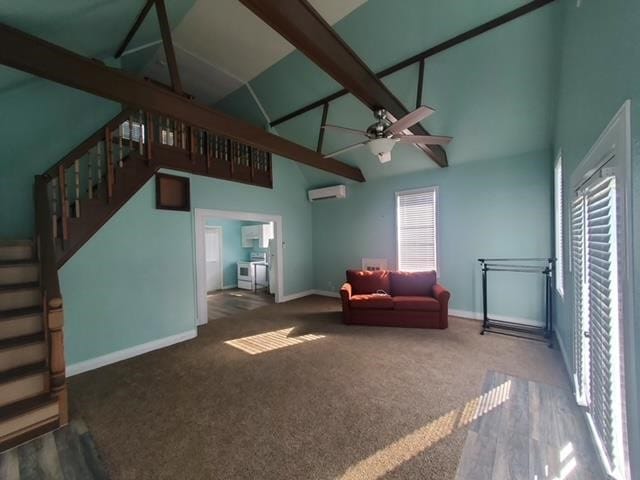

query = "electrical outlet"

[328,281,335,291]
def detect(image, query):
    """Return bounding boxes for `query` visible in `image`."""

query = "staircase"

[0,106,273,451]
[0,240,62,450]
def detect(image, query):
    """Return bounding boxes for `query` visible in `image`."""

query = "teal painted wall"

[313,150,553,322]
[0,77,120,238]
[59,157,312,365]
[553,0,640,473]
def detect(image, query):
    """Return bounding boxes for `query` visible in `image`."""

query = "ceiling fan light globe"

[367,137,397,156]
[377,151,392,163]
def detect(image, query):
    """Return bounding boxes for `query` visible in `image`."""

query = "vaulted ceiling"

[0,0,562,186]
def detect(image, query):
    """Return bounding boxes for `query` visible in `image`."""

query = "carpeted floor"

[69,296,570,480]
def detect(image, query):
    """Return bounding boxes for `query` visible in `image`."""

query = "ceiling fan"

[322,106,451,163]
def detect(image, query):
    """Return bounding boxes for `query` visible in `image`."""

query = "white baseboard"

[449,308,544,327]
[311,289,341,298]
[279,290,315,303]
[67,329,198,377]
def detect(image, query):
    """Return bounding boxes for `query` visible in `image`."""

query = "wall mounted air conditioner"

[307,185,347,202]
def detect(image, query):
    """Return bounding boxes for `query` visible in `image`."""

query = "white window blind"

[584,175,623,472]
[396,187,438,272]
[571,195,589,404]
[554,155,564,295]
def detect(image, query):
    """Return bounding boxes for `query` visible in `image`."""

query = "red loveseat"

[340,270,450,329]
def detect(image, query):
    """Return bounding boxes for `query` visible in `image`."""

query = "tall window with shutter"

[569,102,632,480]
[396,187,438,273]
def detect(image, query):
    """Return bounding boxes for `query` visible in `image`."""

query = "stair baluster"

[58,165,68,244]
[50,178,58,239]
[87,150,93,200]
[128,115,133,156]
[74,159,80,218]
[146,113,153,161]
[118,123,124,168]
[138,110,144,156]
[105,127,113,200]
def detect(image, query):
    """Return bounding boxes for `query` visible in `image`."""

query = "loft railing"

[40,107,273,266]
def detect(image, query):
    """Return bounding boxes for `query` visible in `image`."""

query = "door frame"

[204,225,223,293]
[193,208,284,326]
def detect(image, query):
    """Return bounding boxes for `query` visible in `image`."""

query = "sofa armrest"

[340,283,352,324]
[432,283,450,329]
[432,283,450,304]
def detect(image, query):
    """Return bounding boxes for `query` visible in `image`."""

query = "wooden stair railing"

[35,176,67,426]
[42,107,273,267]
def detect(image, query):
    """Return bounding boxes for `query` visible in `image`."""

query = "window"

[396,187,438,272]
[554,153,564,296]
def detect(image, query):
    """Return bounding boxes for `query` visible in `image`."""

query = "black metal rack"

[478,257,555,347]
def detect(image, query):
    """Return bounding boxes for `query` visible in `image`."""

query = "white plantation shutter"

[555,156,564,294]
[585,175,622,470]
[571,195,588,402]
[396,187,437,272]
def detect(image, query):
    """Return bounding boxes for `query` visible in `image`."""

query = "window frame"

[394,186,440,275]
[554,151,564,296]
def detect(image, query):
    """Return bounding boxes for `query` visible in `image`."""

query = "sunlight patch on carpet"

[224,327,325,355]
[339,380,512,480]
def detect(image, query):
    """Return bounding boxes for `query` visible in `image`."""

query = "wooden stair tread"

[0,332,44,350]
[0,281,39,292]
[0,361,47,384]
[0,394,56,422]
[0,306,41,321]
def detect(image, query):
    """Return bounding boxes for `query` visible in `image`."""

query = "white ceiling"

[133,0,367,105]
[173,0,367,82]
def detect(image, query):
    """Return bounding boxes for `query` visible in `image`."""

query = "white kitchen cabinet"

[241,224,273,248]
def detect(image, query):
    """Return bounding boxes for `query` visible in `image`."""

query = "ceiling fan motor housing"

[367,109,392,138]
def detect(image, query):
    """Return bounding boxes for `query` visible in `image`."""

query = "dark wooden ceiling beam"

[0,23,365,182]
[114,0,156,59]
[239,0,447,168]
[154,0,183,94]
[269,0,556,128]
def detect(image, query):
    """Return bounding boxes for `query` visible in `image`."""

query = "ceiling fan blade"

[323,142,367,158]
[394,135,452,146]
[322,124,369,138]
[385,106,435,135]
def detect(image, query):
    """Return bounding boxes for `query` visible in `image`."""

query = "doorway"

[204,226,223,293]
[194,208,284,326]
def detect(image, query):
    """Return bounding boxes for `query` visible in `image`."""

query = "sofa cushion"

[393,296,440,311]
[350,294,394,310]
[390,271,437,297]
[346,270,391,295]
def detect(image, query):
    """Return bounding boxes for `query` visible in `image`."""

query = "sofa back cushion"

[346,270,391,295]
[390,271,437,297]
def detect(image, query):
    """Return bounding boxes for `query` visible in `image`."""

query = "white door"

[205,228,222,292]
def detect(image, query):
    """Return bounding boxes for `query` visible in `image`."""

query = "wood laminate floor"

[455,370,604,480]
[0,419,108,480]
[207,288,274,321]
